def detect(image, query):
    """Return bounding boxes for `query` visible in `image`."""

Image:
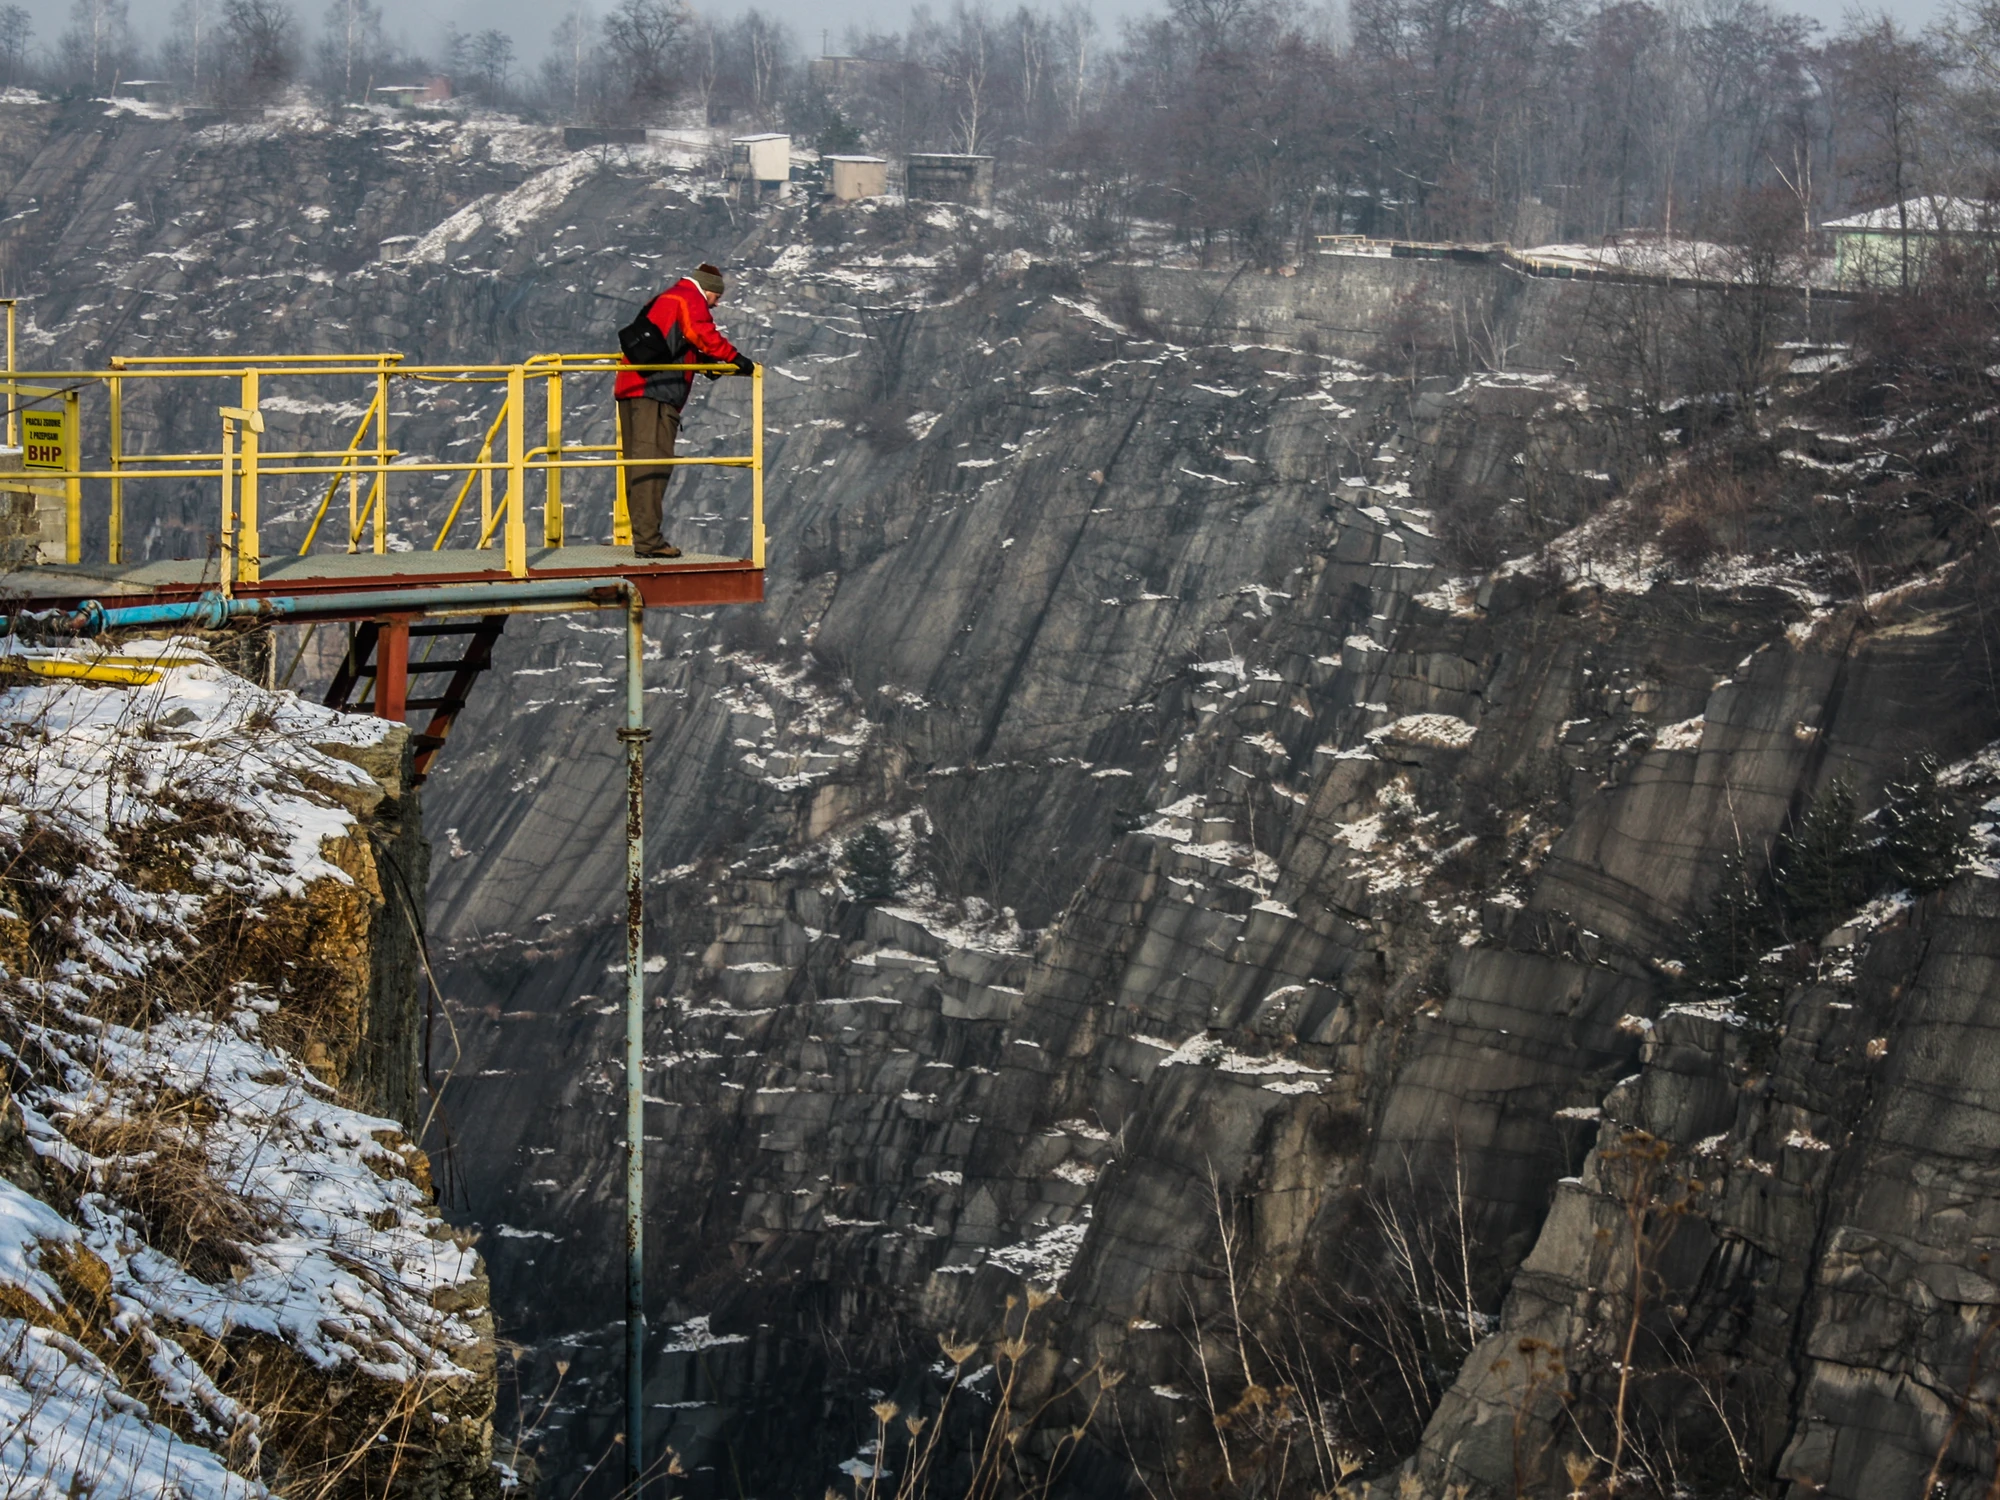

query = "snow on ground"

[0,637,488,1497]
[401,150,610,264]
[1654,716,1706,752]
[1156,1034,1331,1095]
[1370,713,1477,750]
[1518,239,1834,286]
[982,1212,1090,1287]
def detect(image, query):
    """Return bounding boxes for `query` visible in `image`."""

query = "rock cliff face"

[5,98,2000,1499]
[0,635,494,1497]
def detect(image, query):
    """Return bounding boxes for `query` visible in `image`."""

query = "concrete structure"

[373,77,453,108]
[730,134,792,194]
[1825,196,1999,288]
[563,126,647,149]
[826,155,888,203]
[905,153,995,210]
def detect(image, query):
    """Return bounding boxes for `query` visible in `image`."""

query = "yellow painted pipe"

[10,658,164,685]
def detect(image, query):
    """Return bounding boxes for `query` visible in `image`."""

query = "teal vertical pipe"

[621,590,651,1496]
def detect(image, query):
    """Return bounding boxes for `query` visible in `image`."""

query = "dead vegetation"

[71,1101,260,1284]
[3,772,388,1088]
[839,1291,1117,1500]
[0,652,494,1500]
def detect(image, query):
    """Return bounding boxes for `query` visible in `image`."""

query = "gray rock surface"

[9,99,2000,1499]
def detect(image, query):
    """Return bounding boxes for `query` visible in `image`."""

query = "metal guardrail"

[5,350,765,589]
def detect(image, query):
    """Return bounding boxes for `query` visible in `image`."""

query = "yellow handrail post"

[6,301,17,449]
[218,415,236,597]
[752,363,765,569]
[237,370,261,585]
[374,361,389,554]
[505,364,527,577]
[613,400,632,546]
[436,399,511,551]
[62,389,80,566]
[479,436,493,546]
[544,366,564,546]
[338,387,381,554]
[107,360,124,564]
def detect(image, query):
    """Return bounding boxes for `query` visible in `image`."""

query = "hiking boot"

[635,543,683,559]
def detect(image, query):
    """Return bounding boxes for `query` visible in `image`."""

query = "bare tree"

[1169,0,1266,56]
[162,0,220,98]
[1833,14,1941,288]
[447,26,516,101]
[733,9,786,118]
[542,0,597,120]
[55,0,133,94]
[221,0,299,103]
[934,2,994,153]
[601,0,687,118]
[1009,4,1048,135]
[316,0,383,103]
[1690,183,1812,430]
[1055,0,1094,129]
[0,6,31,87]
[686,12,717,120]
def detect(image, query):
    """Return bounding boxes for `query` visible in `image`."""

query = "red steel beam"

[373,617,411,720]
[10,563,762,620]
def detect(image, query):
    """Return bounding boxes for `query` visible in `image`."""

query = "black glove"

[732,353,756,377]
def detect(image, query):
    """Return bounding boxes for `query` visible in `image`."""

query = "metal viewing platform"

[0,344,766,776]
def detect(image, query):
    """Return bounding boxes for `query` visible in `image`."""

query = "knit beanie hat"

[691,263,725,298]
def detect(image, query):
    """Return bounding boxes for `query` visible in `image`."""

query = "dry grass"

[0,1087,494,1500]
[3,780,382,1081]
[0,661,493,1500]
[70,1103,258,1284]
[841,1291,1117,1500]
[1634,456,1762,570]
[7,1238,489,1497]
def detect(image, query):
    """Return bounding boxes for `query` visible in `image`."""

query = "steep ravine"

[3,99,1997,1498]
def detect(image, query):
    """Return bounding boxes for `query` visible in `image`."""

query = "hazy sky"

[67,0,1950,79]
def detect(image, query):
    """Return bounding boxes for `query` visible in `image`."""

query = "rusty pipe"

[618,584,652,1497]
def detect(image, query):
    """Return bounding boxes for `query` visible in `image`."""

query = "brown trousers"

[618,397,680,551]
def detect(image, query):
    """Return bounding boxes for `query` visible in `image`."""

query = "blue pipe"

[66,577,633,636]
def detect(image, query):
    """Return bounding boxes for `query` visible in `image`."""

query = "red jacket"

[615,278,744,407]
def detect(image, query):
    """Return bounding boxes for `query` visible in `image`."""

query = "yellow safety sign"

[21,406,70,471]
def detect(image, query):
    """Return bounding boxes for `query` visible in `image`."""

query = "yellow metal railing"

[10,352,765,588]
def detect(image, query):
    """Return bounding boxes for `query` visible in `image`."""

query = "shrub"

[842,824,902,903]
[1658,513,1717,570]
[1680,761,1968,1041]
[1875,753,1968,891]
[1773,778,1870,933]
[1682,848,1781,997]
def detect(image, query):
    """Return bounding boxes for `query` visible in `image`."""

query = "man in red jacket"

[616,261,755,558]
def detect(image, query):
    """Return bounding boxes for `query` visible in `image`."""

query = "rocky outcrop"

[0,635,493,1498]
[1398,593,2000,1498]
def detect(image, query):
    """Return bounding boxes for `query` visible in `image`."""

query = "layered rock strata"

[0,98,1991,1499]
